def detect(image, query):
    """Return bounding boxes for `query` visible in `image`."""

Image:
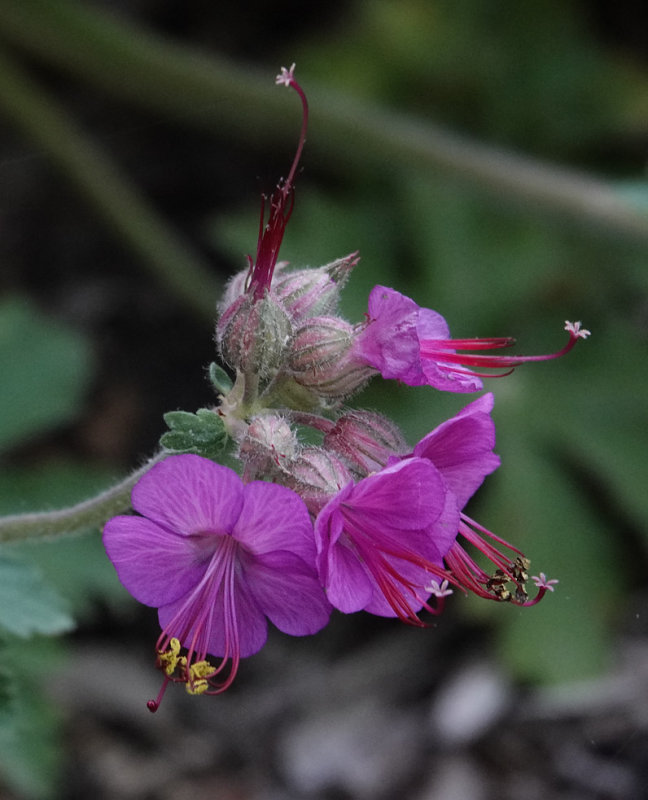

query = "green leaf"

[0,636,64,799]
[161,407,228,459]
[0,556,74,637]
[0,297,94,452]
[208,361,233,394]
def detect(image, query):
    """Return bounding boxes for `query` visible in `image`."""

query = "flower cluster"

[103,64,588,711]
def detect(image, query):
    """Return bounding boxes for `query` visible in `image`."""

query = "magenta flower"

[409,392,501,508]
[353,286,590,392]
[406,393,557,605]
[103,454,331,710]
[314,458,459,624]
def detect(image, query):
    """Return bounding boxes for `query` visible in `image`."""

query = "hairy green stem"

[0,452,166,544]
[0,44,220,321]
[0,0,646,243]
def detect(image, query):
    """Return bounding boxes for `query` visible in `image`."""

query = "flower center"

[147,534,242,711]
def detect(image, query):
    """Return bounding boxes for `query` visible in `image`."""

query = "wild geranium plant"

[1,65,589,712]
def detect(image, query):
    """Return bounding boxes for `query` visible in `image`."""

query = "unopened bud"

[218,269,248,312]
[284,447,352,513]
[324,410,407,475]
[217,293,291,376]
[273,253,358,322]
[288,316,373,399]
[238,413,298,477]
[289,316,353,372]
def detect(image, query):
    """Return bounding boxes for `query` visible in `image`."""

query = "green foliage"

[0,297,94,452]
[0,297,125,797]
[0,556,74,637]
[208,361,234,394]
[161,408,229,460]
[0,459,130,798]
[0,637,65,800]
[1,462,132,619]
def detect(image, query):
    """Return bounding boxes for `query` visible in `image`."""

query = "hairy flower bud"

[294,356,374,400]
[287,316,373,399]
[284,447,352,513]
[238,413,299,477]
[218,269,248,312]
[324,410,407,475]
[217,293,291,376]
[288,316,353,372]
[272,253,358,322]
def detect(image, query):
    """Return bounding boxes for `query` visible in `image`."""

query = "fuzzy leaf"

[208,361,233,393]
[161,407,228,459]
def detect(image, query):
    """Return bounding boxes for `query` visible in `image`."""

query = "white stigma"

[425,578,453,598]
[275,63,296,87]
[564,321,591,339]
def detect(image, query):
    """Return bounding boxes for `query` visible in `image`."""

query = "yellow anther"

[190,660,215,680]
[185,679,209,695]
[157,638,183,677]
[183,658,215,695]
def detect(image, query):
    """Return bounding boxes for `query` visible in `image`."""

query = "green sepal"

[160,408,228,460]
[208,362,233,394]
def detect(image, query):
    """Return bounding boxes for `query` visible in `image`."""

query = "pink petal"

[416,306,450,340]
[356,286,425,385]
[243,550,331,635]
[234,481,315,563]
[324,535,374,613]
[417,309,484,393]
[413,393,500,508]
[347,459,446,531]
[102,516,208,607]
[131,455,243,536]
[157,576,269,659]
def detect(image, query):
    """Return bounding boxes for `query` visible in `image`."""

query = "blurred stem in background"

[0,44,220,320]
[0,0,646,260]
[0,453,165,545]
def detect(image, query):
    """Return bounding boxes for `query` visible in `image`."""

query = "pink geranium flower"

[353,286,589,393]
[407,393,557,605]
[314,458,459,624]
[103,454,331,710]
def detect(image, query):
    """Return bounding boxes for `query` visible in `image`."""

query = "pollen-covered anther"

[155,639,217,695]
[511,556,530,583]
[185,659,217,695]
[157,637,183,677]
[486,567,528,603]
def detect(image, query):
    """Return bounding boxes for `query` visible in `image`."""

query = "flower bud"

[287,316,373,399]
[294,356,374,400]
[272,253,358,322]
[238,413,299,477]
[288,316,353,372]
[218,268,248,312]
[217,293,291,376]
[324,410,407,475]
[284,447,352,513]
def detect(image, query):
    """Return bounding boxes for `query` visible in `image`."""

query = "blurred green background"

[0,0,647,796]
